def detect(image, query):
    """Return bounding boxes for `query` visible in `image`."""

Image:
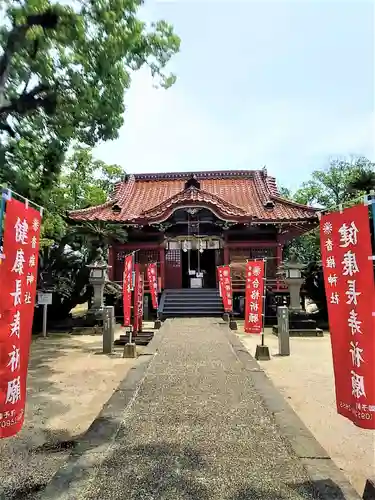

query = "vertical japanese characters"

[320,204,375,430]
[0,198,41,438]
[147,263,158,310]
[217,265,233,312]
[123,254,133,326]
[244,260,265,334]
[132,264,144,334]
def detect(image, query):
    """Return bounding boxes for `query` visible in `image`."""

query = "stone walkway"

[37,318,360,500]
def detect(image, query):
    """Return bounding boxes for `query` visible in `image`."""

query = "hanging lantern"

[182,240,188,252]
[199,239,204,253]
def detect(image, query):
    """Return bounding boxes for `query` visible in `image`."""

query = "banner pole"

[370,191,375,248]
[0,188,10,247]
[261,258,267,346]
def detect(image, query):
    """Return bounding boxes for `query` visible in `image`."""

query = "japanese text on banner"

[123,254,133,326]
[244,260,265,334]
[147,263,158,310]
[320,204,375,429]
[217,265,233,312]
[132,264,144,334]
[0,198,41,439]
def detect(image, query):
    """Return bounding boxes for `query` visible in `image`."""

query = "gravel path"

[75,318,320,500]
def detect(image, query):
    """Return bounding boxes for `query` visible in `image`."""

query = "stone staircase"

[159,288,224,319]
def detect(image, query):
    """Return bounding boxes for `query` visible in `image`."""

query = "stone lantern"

[282,252,306,311]
[274,250,323,337]
[87,248,111,320]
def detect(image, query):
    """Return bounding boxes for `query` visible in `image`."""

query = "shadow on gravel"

[33,433,356,500]
[231,479,351,500]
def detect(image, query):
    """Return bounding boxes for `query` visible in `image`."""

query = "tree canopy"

[0,0,180,199]
[280,156,375,320]
[292,156,375,208]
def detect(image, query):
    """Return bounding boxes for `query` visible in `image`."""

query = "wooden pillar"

[276,236,283,290]
[159,242,165,289]
[108,246,115,281]
[223,232,229,265]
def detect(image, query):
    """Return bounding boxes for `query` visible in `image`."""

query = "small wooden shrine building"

[68,169,318,296]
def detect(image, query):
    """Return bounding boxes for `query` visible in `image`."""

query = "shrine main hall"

[68,169,317,300]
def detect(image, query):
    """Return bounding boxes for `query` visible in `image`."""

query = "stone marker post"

[102,306,115,354]
[277,306,290,356]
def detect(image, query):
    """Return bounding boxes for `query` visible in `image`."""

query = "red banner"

[147,263,158,310]
[244,260,265,334]
[123,254,133,326]
[320,204,375,429]
[0,198,42,438]
[217,265,233,312]
[132,264,144,333]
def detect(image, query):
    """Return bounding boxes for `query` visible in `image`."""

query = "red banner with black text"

[244,260,265,334]
[132,264,144,333]
[320,204,375,429]
[147,263,158,310]
[217,265,233,312]
[123,254,133,326]
[0,198,42,438]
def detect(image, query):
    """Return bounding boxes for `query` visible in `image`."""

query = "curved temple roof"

[68,169,319,224]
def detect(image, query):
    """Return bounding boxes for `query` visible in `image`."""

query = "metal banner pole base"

[229,313,238,330]
[123,325,137,358]
[255,344,271,361]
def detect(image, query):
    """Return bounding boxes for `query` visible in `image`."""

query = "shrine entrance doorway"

[181,249,217,289]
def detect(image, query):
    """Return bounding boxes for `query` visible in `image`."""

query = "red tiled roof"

[68,170,318,224]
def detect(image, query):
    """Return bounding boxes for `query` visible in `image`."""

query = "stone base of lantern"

[115,331,154,346]
[272,310,323,337]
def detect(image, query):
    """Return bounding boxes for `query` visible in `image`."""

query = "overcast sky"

[93,0,374,191]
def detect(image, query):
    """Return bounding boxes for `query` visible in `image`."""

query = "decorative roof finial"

[184,174,201,190]
[262,165,267,177]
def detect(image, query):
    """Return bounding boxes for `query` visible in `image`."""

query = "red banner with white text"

[0,198,42,438]
[244,260,265,334]
[217,265,233,312]
[123,254,133,326]
[147,263,158,310]
[320,204,375,429]
[132,264,144,334]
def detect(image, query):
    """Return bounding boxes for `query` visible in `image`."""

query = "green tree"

[0,0,180,199]
[293,156,375,208]
[281,156,375,263]
[40,146,124,241]
[281,156,375,321]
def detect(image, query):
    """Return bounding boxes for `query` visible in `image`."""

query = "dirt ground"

[0,328,144,500]
[236,324,375,497]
